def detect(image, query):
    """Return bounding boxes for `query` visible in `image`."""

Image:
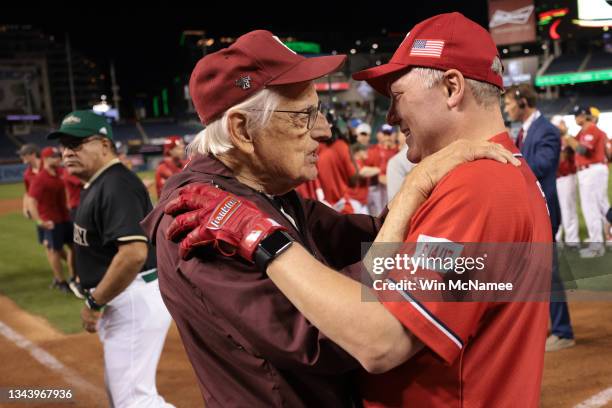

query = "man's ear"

[443,69,465,109]
[227,110,254,154]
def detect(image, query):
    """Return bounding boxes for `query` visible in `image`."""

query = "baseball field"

[1,170,612,407]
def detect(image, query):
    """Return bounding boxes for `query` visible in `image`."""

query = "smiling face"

[386,69,451,163]
[251,82,322,189]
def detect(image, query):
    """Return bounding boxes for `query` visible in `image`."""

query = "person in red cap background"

[155,135,187,198]
[143,26,521,408]
[29,147,77,295]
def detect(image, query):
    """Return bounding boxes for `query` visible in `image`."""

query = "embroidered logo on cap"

[410,39,445,58]
[62,115,81,125]
[235,75,252,90]
[99,127,107,135]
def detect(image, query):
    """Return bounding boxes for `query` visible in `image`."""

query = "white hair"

[411,56,504,107]
[188,88,281,157]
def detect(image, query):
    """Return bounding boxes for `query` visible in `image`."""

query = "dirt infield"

[0,199,22,216]
[1,294,611,407]
[0,295,201,408]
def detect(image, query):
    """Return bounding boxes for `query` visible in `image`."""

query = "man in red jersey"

[552,115,579,246]
[350,14,549,406]
[566,105,610,256]
[18,144,44,241]
[318,115,380,214]
[155,135,186,198]
[29,147,76,294]
[160,13,546,408]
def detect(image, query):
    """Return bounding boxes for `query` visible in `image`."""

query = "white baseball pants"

[98,275,173,408]
[556,174,580,244]
[577,163,610,243]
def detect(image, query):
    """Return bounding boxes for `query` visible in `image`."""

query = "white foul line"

[575,387,612,408]
[0,320,105,399]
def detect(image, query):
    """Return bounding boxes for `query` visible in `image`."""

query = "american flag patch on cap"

[410,39,445,58]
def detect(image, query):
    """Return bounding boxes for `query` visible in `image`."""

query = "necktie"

[516,128,524,150]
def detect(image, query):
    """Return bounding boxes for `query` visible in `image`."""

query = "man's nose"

[386,107,399,126]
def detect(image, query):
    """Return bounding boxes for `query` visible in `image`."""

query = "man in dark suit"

[504,84,574,351]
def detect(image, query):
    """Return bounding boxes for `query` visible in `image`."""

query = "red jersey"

[23,165,40,195]
[557,136,577,177]
[575,124,608,168]
[347,157,369,204]
[317,140,357,205]
[366,144,398,175]
[296,178,322,201]
[156,157,185,197]
[361,133,550,408]
[63,171,83,210]
[29,167,70,223]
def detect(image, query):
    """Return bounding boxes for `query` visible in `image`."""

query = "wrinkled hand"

[81,305,101,333]
[164,183,287,261]
[395,139,520,207]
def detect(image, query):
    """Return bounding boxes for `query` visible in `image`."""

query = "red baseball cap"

[353,12,503,96]
[189,30,347,125]
[41,146,61,159]
[163,135,183,155]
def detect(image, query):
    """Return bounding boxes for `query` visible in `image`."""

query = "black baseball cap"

[571,105,590,116]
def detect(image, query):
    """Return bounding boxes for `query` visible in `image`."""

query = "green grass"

[0,212,84,333]
[558,247,612,292]
[0,171,156,333]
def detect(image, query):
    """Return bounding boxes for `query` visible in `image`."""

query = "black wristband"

[254,230,294,272]
[84,290,106,311]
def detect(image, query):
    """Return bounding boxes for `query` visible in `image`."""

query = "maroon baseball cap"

[353,12,503,96]
[190,30,347,125]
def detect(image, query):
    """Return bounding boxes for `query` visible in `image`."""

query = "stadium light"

[92,95,110,114]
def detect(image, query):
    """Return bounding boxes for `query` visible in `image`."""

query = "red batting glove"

[165,183,287,261]
[164,183,229,215]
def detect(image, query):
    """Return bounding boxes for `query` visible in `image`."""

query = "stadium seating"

[585,51,612,71]
[545,53,587,74]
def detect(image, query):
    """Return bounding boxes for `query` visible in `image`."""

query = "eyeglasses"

[59,136,105,152]
[251,101,321,130]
